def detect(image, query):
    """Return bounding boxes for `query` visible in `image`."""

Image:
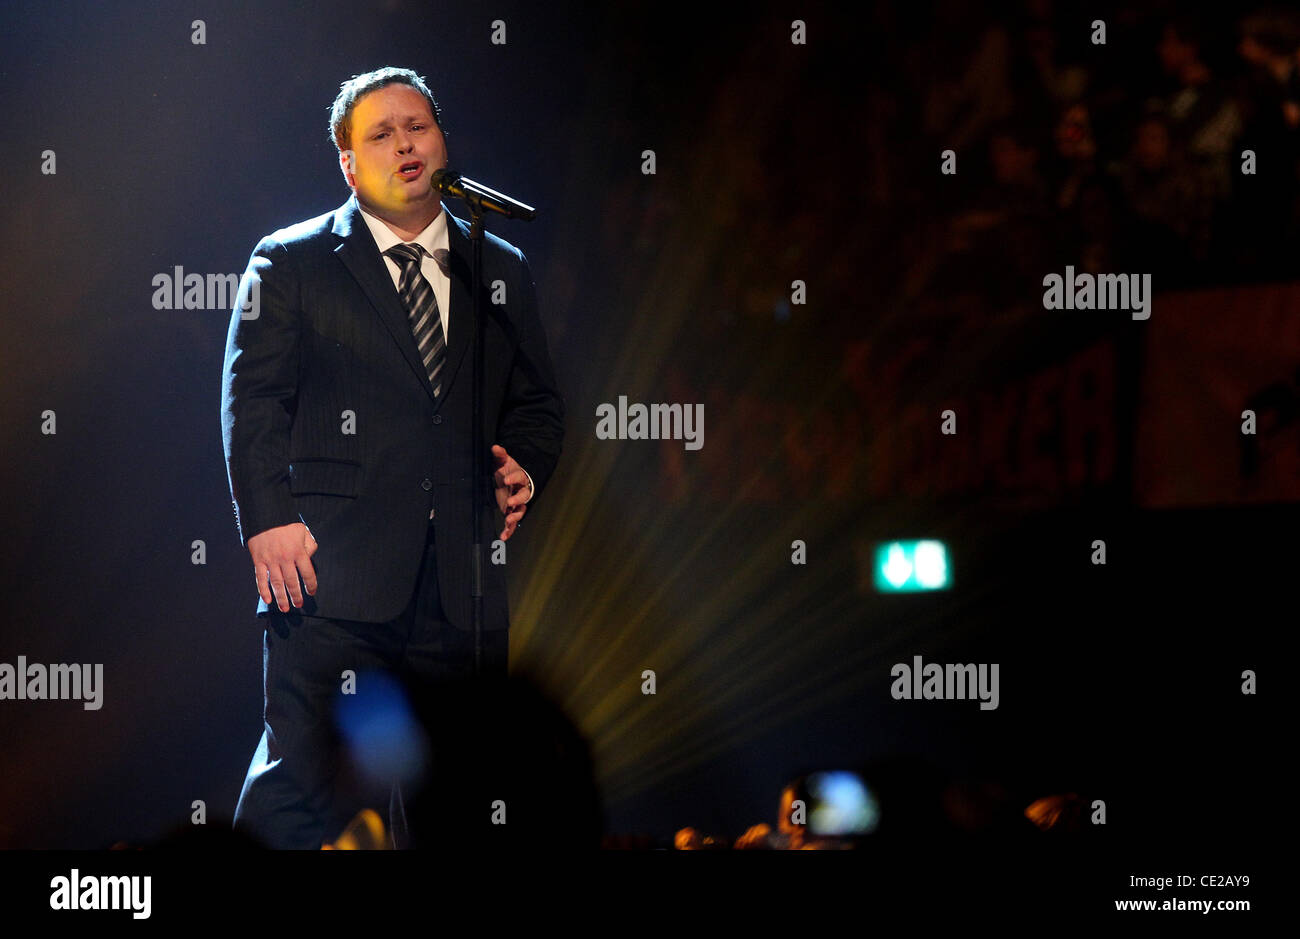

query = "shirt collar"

[357,200,449,259]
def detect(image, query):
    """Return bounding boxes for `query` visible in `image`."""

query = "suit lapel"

[436,208,475,406]
[331,196,438,403]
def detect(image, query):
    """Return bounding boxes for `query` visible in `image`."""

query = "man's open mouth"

[397,162,423,180]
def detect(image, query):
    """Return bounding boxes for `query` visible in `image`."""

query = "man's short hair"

[329,67,445,153]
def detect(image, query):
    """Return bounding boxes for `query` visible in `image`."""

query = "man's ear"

[340,149,357,189]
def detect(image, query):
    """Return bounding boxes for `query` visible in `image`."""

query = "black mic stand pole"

[452,180,534,676]
[394,175,530,847]
[466,190,487,678]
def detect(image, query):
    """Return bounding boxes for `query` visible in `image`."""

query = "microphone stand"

[394,176,529,849]
[466,193,486,677]
[450,176,533,676]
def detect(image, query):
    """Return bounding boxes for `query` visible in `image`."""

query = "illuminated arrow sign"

[873,540,951,592]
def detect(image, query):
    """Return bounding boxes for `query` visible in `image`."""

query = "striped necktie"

[385,242,447,397]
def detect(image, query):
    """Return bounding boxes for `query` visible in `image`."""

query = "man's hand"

[247,522,318,612]
[491,444,532,541]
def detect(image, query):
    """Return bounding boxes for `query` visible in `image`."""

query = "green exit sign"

[873,540,951,592]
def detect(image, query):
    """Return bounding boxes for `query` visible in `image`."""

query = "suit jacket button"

[421,478,432,491]
[432,414,442,425]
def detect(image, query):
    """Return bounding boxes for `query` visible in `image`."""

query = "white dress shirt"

[359,203,451,344]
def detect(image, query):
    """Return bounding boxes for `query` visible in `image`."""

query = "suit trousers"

[232,522,509,849]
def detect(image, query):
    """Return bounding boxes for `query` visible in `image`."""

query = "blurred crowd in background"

[888,2,1300,308]
[564,3,1300,395]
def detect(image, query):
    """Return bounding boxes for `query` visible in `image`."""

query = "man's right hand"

[247,522,318,612]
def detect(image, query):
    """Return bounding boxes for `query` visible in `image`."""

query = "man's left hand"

[491,443,532,540]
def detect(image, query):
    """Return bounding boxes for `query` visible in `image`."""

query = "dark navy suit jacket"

[220,195,564,629]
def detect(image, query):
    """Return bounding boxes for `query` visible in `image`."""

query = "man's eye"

[411,124,425,131]
[373,132,388,140]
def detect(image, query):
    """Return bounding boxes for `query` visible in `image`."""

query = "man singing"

[220,66,564,849]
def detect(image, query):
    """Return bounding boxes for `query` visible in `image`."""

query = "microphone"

[430,168,536,221]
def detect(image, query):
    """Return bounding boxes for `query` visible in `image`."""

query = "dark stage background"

[0,0,1285,865]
